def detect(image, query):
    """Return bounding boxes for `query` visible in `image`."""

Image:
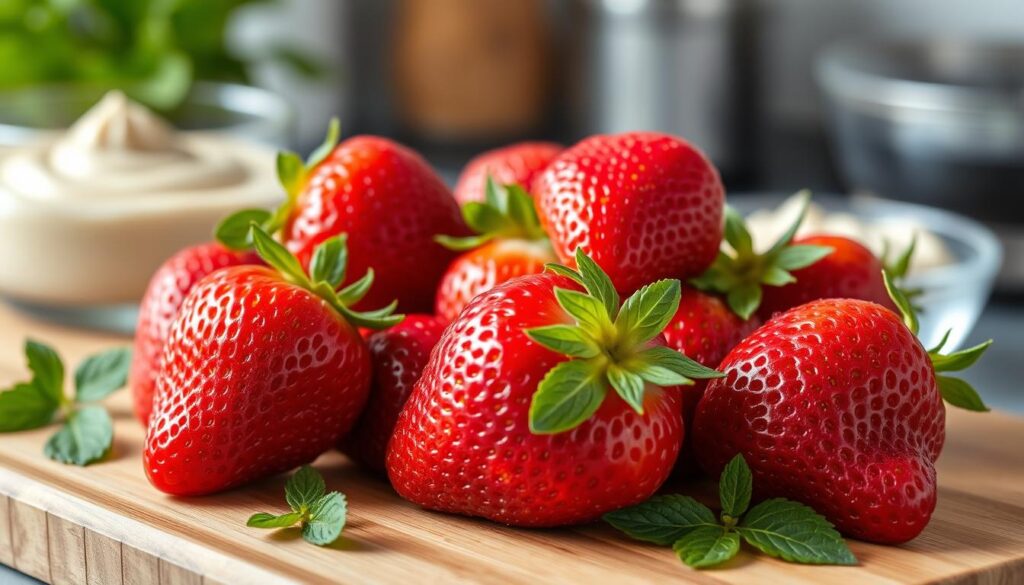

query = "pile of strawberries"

[131,124,990,553]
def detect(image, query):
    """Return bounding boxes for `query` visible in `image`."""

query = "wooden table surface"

[0,303,1022,585]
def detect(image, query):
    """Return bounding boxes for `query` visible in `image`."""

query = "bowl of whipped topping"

[731,192,1002,350]
[0,89,285,330]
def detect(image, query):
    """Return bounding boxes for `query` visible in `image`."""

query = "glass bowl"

[729,193,1002,350]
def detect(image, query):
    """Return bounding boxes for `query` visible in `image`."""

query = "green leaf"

[26,339,64,404]
[336,269,375,306]
[723,207,754,257]
[629,346,723,383]
[726,282,762,321]
[761,265,796,287]
[434,233,495,252]
[302,492,347,546]
[286,465,327,511]
[529,359,607,434]
[603,495,719,545]
[883,270,918,335]
[309,235,348,288]
[74,347,131,403]
[277,151,306,197]
[673,527,741,569]
[43,406,113,466]
[765,190,812,257]
[615,280,681,347]
[575,249,620,320]
[0,383,59,432]
[555,288,612,336]
[247,511,303,529]
[607,365,646,414]
[132,51,193,111]
[462,201,510,236]
[484,176,505,210]
[928,329,952,354]
[930,340,992,373]
[336,302,404,331]
[937,376,989,412]
[215,209,271,251]
[718,454,752,518]
[884,233,917,279]
[505,184,543,239]
[251,226,309,287]
[737,499,857,565]
[525,325,600,359]
[774,245,834,271]
[306,117,340,169]
[545,263,584,285]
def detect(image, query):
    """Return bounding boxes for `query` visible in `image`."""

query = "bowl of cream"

[0,91,281,314]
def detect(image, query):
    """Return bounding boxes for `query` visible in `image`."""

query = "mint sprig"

[691,190,834,319]
[435,176,549,251]
[525,250,722,434]
[249,226,402,330]
[883,271,991,412]
[605,454,857,569]
[247,466,347,546]
[216,118,341,251]
[0,342,131,465]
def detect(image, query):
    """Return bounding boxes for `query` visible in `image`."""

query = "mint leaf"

[251,226,310,287]
[937,376,989,412]
[737,499,856,565]
[615,279,681,347]
[0,383,58,432]
[719,454,753,518]
[286,466,326,511]
[603,495,719,545]
[26,340,64,404]
[247,512,303,529]
[310,235,348,288]
[525,325,600,358]
[215,209,271,251]
[302,492,347,546]
[607,365,645,414]
[574,249,619,320]
[529,359,606,434]
[774,245,834,272]
[673,526,740,568]
[43,406,113,466]
[555,288,612,337]
[75,347,131,403]
[277,151,306,197]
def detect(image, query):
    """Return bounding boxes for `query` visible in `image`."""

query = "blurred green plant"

[0,0,322,109]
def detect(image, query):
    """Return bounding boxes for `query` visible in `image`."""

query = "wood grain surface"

[0,303,1022,584]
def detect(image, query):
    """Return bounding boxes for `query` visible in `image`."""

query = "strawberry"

[691,191,835,320]
[130,243,258,426]
[453,142,563,206]
[434,178,556,321]
[218,120,467,314]
[144,228,402,496]
[387,250,721,526]
[758,235,898,318]
[341,314,447,472]
[691,276,991,543]
[661,288,760,473]
[535,132,724,295]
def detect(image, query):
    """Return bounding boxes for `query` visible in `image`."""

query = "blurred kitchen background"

[0,0,1021,409]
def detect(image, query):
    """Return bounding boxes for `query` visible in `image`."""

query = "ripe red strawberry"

[758,235,898,319]
[341,314,447,472]
[284,135,467,312]
[691,280,991,543]
[435,178,556,321]
[130,243,258,426]
[535,132,724,295]
[661,288,760,472]
[387,251,721,526]
[144,228,402,496]
[453,141,563,206]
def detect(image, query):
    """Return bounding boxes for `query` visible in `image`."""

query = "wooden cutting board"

[0,303,1022,585]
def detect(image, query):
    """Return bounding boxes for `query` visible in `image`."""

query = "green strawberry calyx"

[604,454,857,569]
[435,175,550,251]
[250,225,403,330]
[215,118,341,251]
[883,271,991,412]
[0,340,132,466]
[691,190,834,320]
[524,249,723,435]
